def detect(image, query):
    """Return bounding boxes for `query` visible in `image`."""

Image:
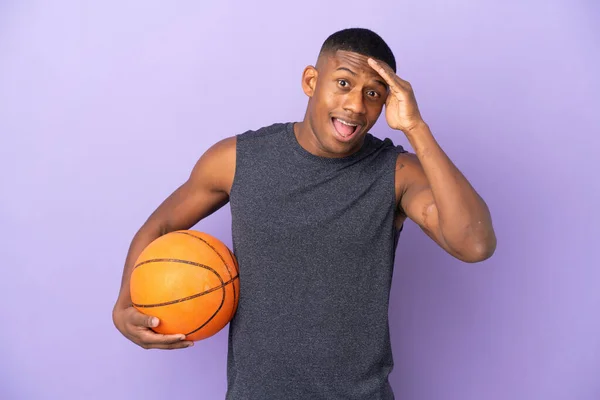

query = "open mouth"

[331,117,362,142]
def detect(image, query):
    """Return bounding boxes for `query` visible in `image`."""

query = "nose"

[342,88,366,116]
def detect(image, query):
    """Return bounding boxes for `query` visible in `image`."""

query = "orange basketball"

[130,230,240,341]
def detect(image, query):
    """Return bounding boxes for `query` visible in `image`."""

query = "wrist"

[402,120,431,145]
[402,119,428,137]
[403,121,440,160]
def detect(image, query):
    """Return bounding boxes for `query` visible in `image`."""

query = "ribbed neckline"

[285,121,372,165]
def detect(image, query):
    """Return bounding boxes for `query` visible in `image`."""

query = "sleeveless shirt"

[226,122,406,399]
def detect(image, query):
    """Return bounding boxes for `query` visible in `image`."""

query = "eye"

[366,90,380,98]
[337,79,349,88]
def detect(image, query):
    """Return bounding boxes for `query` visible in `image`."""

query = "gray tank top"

[227,122,406,399]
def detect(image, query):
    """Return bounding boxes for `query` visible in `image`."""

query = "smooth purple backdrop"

[1,1,599,399]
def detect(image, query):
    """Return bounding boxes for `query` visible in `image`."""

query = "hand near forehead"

[368,58,424,134]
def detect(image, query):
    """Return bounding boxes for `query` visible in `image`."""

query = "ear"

[301,65,318,97]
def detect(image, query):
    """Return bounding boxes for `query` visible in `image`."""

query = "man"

[113,28,496,399]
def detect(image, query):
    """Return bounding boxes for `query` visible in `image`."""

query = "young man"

[113,28,496,399]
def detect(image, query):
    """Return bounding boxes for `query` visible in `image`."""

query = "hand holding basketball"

[129,230,239,340]
[113,305,194,350]
[114,230,239,349]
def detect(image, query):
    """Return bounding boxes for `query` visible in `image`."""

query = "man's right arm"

[112,136,237,350]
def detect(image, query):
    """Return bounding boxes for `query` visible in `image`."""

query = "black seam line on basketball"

[173,231,238,322]
[173,232,235,281]
[224,246,240,319]
[132,275,239,308]
[185,297,223,336]
[133,257,237,282]
[184,277,225,336]
[226,246,240,275]
[173,232,237,315]
[167,236,228,337]
[132,257,233,306]
[225,246,240,319]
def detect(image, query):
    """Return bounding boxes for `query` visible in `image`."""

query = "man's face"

[302,50,389,157]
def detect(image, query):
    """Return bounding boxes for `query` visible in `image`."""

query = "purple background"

[1,1,599,399]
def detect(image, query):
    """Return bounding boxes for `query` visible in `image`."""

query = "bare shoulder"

[394,151,429,209]
[394,151,425,186]
[395,151,422,172]
[189,136,237,195]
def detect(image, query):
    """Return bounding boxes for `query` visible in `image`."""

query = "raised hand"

[367,58,424,134]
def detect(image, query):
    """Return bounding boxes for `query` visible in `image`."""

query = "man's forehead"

[319,50,387,87]
[323,50,370,67]
[334,50,370,62]
[321,50,380,74]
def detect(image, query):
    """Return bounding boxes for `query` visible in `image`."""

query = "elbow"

[460,234,497,263]
[447,230,497,263]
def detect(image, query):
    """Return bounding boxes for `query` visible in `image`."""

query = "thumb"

[145,315,159,328]
[130,308,159,328]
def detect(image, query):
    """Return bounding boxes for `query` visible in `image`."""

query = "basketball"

[130,230,240,341]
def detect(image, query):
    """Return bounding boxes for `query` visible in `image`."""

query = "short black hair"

[319,28,396,72]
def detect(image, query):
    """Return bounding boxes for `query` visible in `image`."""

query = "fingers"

[367,58,396,87]
[123,307,191,349]
[367,58,410,93]
[135,329,194,350]
[129,307,160,329]
[145,342,194,350]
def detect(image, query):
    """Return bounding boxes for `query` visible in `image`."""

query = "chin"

[323,132,365,157]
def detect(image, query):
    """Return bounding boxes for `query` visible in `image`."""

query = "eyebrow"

[336,67,357,76]
[335,67,388,90]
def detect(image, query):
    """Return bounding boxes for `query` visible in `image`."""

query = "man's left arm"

[396,125,496,263]
[368,58,496,263]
